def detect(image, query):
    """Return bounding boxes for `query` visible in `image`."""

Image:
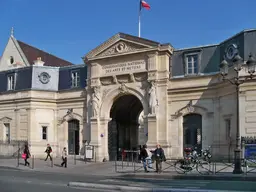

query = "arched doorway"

[68,119,80,155]
[108,94,143,160]
[183,114,202,153]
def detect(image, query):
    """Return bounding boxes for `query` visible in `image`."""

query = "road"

[0,167,117,192]
[1,167,256,191]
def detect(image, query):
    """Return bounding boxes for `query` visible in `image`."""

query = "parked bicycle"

[201,146,212,163]
[174,147,211,175]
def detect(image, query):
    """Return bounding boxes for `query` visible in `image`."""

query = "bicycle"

[174,147,211,175]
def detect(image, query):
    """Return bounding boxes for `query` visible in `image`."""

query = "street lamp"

[219,53,256,174]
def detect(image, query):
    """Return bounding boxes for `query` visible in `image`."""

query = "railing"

[0,140,28,158]
[113,151,256,175]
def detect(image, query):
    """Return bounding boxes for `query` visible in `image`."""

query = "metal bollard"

[122,154,124,169]
[115,155,117,172]
[94,152,96,163]
[32,155,34,169]
[51,158,53,167]
[17,147,20,167]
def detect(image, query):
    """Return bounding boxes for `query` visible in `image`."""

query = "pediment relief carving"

[0,117,12,122]
[116,74,130,84]
[172,101,208,119]
[100,77,114,86]
[100,73,147,86]
[134,72,148,82]
[96,41,148,57]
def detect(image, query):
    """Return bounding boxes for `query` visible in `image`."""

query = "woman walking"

[23,144,30,166]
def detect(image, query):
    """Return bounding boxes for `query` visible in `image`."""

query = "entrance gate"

[108,94,143,161]
[68,119,80,155]
[183,114,202,153]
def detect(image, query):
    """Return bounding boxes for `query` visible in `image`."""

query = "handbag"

[21,153,27,159]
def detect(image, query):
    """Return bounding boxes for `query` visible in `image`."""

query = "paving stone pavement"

[1,158,256,180]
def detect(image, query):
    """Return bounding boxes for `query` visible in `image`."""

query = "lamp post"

[219,53,256,174]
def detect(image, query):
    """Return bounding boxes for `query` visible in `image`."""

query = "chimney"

[33,57,45,66]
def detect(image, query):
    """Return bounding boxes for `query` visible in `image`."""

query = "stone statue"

[91,87,101,117]
[148,81,158,114]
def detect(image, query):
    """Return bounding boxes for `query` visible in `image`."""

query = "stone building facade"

[0,29,256,161]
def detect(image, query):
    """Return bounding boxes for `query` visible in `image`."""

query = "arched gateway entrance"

[108,94,143,160]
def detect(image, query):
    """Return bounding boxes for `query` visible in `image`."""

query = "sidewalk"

[0,158,117,176]
[1,158,256,181]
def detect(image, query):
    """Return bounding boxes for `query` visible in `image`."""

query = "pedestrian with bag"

[140,144,153,172]
[44,144,52,161]
[61,147,67,168]
[22,144,30,166]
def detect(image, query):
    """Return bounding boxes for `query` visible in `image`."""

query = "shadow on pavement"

[118,173,256,181]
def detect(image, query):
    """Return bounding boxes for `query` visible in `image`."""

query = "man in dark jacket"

[154,144,166,173]
[45,144,52,161]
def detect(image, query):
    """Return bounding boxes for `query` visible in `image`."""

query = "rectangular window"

[4,123,10,143]
[42,126,47,140]
[186,54,198,75]
[7,74,15,90]
[225,119,231,139]
[71,71,80,88]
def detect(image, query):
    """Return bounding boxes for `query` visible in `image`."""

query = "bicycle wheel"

[174,160,186,174]
[196,160,211,175]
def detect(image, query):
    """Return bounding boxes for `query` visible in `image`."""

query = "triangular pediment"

[0,116,12,122]
[85,33,160,60]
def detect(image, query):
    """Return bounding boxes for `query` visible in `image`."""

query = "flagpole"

[138,0,141,37]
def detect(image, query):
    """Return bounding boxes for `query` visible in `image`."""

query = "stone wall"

[0,90,86,158]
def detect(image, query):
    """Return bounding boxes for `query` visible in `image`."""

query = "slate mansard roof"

[171,29,256,77]
[16,40,74,67]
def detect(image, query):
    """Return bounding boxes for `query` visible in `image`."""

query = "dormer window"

[71,71,80,88]
[9,56,14,64]
[7,74,16,91]
[185,54,198,75]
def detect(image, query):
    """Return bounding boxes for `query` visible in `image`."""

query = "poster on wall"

[244,144,256,159]
[85,145,94,159]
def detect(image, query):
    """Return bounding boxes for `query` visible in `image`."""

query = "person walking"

[23,144,30,166]
[44,144,52,161]
[61,147,67,168]
[140,144,153,172]
[154,144,166,173]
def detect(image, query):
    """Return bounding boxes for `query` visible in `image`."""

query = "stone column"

[53,109,59,157]
[157,82,169,147]
[79,121,84,157]
[147,115,158,149]
[90,118,102,161]
[27,108,36,155]
[147,52,157,71]
[100,118,110,160]
[14,108,20,140]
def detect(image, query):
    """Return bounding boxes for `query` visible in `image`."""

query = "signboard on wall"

[102,60,146,75]
[244,144,256,159]
[85,145,94,159]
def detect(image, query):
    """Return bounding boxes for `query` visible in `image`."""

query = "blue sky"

[0,0,255,64]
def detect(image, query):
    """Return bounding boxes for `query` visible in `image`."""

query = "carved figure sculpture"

[91,87,101,117]
[148,81,158,114]
[119,83,128,94]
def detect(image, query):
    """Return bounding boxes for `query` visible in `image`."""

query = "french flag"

[140,0,150,10]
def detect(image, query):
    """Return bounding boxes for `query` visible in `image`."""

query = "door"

[183,114,202,153]
[68,120,80,155]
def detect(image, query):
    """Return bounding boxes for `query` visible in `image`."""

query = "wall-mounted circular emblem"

[116,42,127,53]
[38,72,51,84]
[225,44,238,60]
